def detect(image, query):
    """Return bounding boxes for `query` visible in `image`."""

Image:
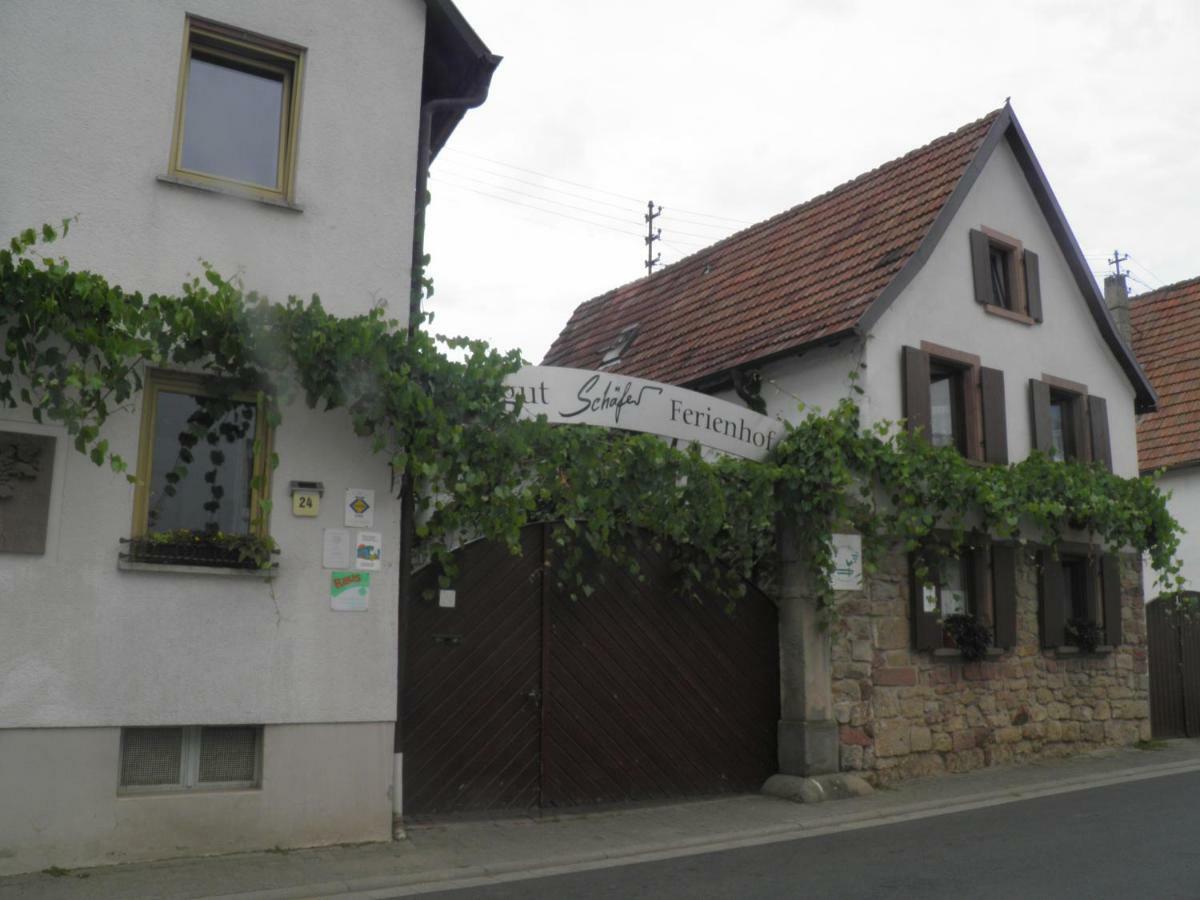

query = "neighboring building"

[546,104,1158,784]
[0,0,496,875]
[1129,276,1200,596]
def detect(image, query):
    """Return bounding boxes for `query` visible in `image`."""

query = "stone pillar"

[776,523,839,775]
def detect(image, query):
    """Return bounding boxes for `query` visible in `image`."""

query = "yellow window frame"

[131,369,274,539]
[168,15,306,203]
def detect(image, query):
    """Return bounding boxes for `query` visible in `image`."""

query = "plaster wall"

[865,139,1140,477]
[1143,467,1200,599]
[0,722,393,876]
[712,340,866,426]
[0,1,424,727]
[0,0,424,317]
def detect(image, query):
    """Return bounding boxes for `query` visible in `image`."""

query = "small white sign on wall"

[322,528,351,569]
[829,533,863,591]
[344,488,375,528]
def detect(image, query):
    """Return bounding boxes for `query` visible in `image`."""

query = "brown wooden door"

[401,524,779,817]
[1147,595,1200,739]
[402,526,545,816]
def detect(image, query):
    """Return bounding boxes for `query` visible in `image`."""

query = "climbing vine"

[0,222,1185,609]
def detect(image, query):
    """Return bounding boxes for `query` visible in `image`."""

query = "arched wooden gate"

[400,524,779,817]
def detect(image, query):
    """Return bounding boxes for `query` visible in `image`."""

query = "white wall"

[865,138,1140,476]
[712,340,867,425]
[0,723,394,875]
[0,0,427,730]
[1143,467,1200,600]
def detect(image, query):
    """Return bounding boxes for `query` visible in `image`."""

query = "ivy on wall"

[0,223,1185,608]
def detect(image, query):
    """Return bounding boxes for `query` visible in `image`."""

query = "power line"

[441,147,645,203]
[432,171,644,227]
[661,205,752,226]
[436,162,644,214]
[430,179,646,238]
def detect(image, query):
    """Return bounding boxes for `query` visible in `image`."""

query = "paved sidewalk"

[4,740,1200,900]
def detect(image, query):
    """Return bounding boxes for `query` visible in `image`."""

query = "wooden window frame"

[911,536,1019,653]
[131,368,273,540]
[168,15,306,204]
[1030,374,1112,471]
[118,725,263,794]
[970,227,1043,324]
[920,342,983,461]
[1038,545,1123,650]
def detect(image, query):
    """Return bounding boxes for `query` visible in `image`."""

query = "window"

[1039,548,1122,650]
[601,325,639,365]
[969,227,1043,322]
[168,16,305,203]
[910,540,1019,652]
[119,726,262,792]
[131,370,272,542]
[1029,376,1112,471]
[902,344,1008,463]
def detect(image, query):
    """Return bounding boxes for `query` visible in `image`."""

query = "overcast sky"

[424,0,1200,364]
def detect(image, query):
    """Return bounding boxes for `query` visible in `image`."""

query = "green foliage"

[141,529,277,568]
[1065,617,1105,654]
[0,224,1185,608]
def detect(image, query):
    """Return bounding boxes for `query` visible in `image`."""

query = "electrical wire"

[435,162,645,214]
[433,171,645,227]
[430,178,646,239]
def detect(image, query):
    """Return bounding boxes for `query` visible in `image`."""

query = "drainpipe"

[393,82,493,834]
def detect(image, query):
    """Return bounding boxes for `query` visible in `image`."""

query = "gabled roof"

[543,105,1157,413]
[1131,277,1200,471]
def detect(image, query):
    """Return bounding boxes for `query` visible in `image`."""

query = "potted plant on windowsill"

[942,613,992,662]
[121,529,277,570]
[1065,617,1104,654]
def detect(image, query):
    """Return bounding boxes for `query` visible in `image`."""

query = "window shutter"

[1024,250,1043,322]
[991,543,1018,649]
[903,346,932,440]
[1039,550,1067,648]
[969,229,992,306]
[910,556,942,651]
[1030,379,1053,453]
[980,367,1008,464]
[1101,554,1123,646]
[1088,395,1112,471]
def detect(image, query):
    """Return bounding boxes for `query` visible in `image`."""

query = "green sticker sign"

[331,570,370,611]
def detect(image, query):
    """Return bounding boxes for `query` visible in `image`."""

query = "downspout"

[393,82,493,834]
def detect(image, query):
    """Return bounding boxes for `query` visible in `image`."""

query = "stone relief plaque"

[0,431,56,554]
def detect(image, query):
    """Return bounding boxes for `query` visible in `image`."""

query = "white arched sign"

[503,366,783,461]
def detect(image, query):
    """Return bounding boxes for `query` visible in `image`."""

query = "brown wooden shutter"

[991,543,1018,649]
[1088,395,1112,471]
[903,346,932,440]
[1030,379,1053,453]
[1024,250,1043,322]
[1101,554,1123,646]
[1039,550,1067,648]
[980,367,1008,464]
[910,555,942,651]
[970,229,993,306]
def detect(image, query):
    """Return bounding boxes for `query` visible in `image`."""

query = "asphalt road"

[417,770,1200,899]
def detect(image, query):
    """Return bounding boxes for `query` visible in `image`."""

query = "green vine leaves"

[0,224,1185,605]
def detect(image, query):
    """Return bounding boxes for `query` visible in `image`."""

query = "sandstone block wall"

[831,549,1150,785]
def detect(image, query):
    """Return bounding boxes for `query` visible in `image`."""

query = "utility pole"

[644,200,662,274]
[1108,249,1129,277]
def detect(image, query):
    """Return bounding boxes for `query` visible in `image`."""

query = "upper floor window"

[169,17,305,203]
[903,343,1008,464]
[969,227,1043,323]
[1030,376,1112,471]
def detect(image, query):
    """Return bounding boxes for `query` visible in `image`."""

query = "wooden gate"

[401,524,779,817]
[1147,594,1200,738]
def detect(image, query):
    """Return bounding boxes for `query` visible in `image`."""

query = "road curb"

[206,755,1200,899]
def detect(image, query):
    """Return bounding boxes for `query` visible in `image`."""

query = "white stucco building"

[546,104,1159,785]
[0,0,497,875]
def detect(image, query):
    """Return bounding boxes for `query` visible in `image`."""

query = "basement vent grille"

[199,726,260,783]
[120,727,184,786]
[119,725,262,792]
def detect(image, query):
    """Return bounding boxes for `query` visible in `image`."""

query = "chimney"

[1104,273,1131,345]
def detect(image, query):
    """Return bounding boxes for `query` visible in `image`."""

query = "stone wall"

[831,549,1150,785]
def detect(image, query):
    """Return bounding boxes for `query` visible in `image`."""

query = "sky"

[424,0,1200,364]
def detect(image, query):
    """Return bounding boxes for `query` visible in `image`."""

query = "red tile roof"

[543,109,1003,386]
[1131,277,1200,470]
